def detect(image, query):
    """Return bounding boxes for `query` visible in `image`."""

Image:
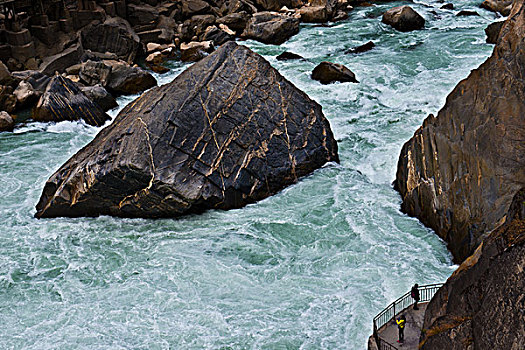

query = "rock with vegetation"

[35,42,339,219]
[311,62,358,84]
[395,1,525,263]
[382,6,425,32]
[33,75,110,127]
[420,188,525,350]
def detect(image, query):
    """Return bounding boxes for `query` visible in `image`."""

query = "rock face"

[485,21,505,43]
[311,62,358,84]
[395,2,525,263]
[382,6,425,32]
[420,188,525,350]
[33,75,110,127]
[80,18,141,63]
[242,12,300,45]
[35,42,339,219]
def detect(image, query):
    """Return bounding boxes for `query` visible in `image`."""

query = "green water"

[0,1,497,348]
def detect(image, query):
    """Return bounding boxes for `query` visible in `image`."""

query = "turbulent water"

[0,1,497,349]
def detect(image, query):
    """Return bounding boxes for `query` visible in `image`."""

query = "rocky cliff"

[35,42,339,218]
[395,0,525,263]
[419,188,525,349]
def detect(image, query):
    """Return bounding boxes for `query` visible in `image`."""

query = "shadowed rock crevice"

[35,42,339,219]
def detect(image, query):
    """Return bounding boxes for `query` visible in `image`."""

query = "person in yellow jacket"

[396,315,406,343]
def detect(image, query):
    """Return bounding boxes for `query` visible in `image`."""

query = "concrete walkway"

[377,302,428,349]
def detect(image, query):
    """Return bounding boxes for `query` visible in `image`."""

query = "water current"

[0,1,498,348]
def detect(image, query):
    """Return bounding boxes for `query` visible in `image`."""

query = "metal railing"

[372,283,444,350]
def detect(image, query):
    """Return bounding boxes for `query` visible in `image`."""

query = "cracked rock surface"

[35,42,339,218]
[395,1,525,263]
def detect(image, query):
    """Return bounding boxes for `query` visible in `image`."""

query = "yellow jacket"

[396,319,406,329]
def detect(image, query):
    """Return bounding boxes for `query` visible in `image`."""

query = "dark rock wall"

[395,0,525,263]
[420,188,525,350]
[35,42,339,218]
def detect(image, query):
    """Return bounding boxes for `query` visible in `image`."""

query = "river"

[0,1,497,348]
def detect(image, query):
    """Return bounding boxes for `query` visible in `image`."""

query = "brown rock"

[105,61,157,95]
[382,6,425,32]
[0,111,14,131]
[34,42,339,219]
[345,40,375,54]
[298,6,329,23]
[80,84,118,112]
[481,0,513,16]
[311,61,358,84]
[79,60,113,87]
[395,1,525,262]
[241,11,300,45]
[182,0,212,17]
[0,85,16,113]
[14,80,40,108]
[217,12,251,32]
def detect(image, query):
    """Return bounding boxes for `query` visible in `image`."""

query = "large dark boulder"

[382,6,425,32]
[241,12,300,45]
[80,18,140,63]
[485,21,504,44]
[105,61,157,95]
[33,75,110,127]
[217,12,251,32]
[395,1,525,262]
[34,42,339,219]
[311,62,358,84]
[81,84,118,111]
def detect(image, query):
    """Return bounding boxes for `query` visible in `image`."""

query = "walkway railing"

[372,283,444,349]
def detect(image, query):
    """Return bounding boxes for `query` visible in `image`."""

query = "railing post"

[392,302,395,321]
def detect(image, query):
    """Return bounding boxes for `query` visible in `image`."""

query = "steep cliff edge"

[419,188,525,349]
[395,0,525,263]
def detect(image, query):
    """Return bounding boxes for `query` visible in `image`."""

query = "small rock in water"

[311,62,358,84]
[276,51,304,61]
[441,3,454,10]
[345,41,375,54]
[382,6,425,32]
[180,41,215,62]
[456,10,480,16]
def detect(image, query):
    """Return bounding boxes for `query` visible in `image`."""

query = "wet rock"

[345,40,375,54]
[485,21,504,43]
[80,17,140,63]
[440,3,454,10]
[242,11,300,45]
[276,51,304,60]
[13,80,40,108]
[311,61,358,84]
[0,111,14,131]
[456,10,479,16]
[420,189,525,350]
[126,3,160,27]
[298,6,329,23]
[11,70,51,94]
[33,75,110,126]
[180,41,215,62]
[34,42,339,219]
[80,84,118,111]
[395,1,525,262]
[105,61,157,95]
[382,6,425,32]
[481,0,512,16]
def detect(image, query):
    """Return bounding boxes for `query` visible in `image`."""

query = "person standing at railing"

[411,283,420,310]
[396,315,406,343]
